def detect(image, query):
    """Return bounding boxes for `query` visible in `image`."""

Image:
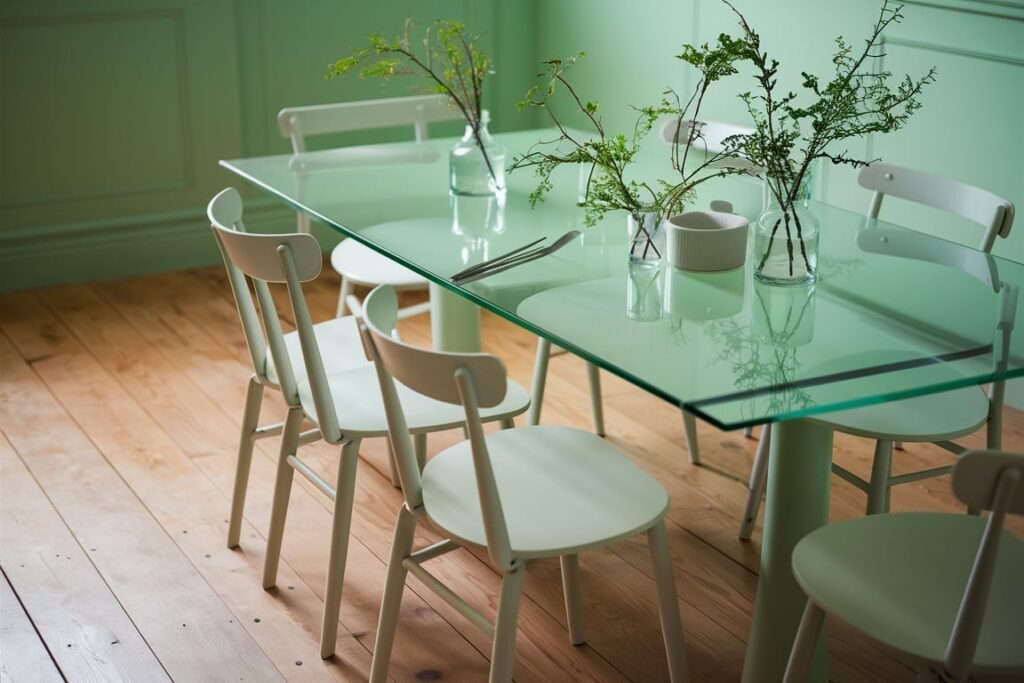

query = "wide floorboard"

[1,267,1020,682]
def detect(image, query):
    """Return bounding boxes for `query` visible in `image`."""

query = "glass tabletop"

[221,130,1024,430]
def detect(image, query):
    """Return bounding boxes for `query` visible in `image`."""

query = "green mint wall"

[0,0,538,292]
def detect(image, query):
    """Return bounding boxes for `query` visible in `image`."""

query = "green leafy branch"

[721,0,936,273]
[327,19,501,187]
[508,39,751,230]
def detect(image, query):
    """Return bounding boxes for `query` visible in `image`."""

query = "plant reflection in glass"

[707,284,816,419]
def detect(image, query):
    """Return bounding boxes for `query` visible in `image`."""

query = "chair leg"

[228,375,264,549]
[739,424,772,540]
[335,276,354,318]
[527,338,550,426]
[682,412,700,466]
[321,438,362,659]
[647,520,689,683]
[262,406,304,589]
[499,417,515,430]
[585,362,605,436]
[489,564,526,683]
[386,437,401,489]
[743,426,754,438]
[782,600,826,683]
[986,396,1003,451]
[369,505,418,683]
[413,432,427,472]
[866,439,894,515]
[914,668,943,683]
[560,554,585,645]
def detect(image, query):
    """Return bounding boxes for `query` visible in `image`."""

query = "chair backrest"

[278,94,461,153]
[278,94,461,233]
[208,188,342,443]
[953,450,1024,513]
[360,285,515,569]
[859,165,1017,424]
[943,450,1023,680]
[659,117,761,173]
[660,118,752,153]
[858,163,1015,253]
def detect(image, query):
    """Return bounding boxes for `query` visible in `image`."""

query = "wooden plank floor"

[2,267,1022,682]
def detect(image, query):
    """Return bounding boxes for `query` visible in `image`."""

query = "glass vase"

[753,171,820,285]
[449,110,506,197]
[627,205,665,266]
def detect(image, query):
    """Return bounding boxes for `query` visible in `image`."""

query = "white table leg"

[429,283,481,352]
[742,419,832,683]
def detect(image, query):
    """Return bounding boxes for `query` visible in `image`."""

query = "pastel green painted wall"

[0,0,538,291]
[8,0,1017,287]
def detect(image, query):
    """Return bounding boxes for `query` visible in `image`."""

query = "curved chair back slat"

[210,226,322,284]
[944,450,1023,680]
[858,163,1015,252]
[208,185,245,228]
[953,450,1024,514]
[278,94,459,153]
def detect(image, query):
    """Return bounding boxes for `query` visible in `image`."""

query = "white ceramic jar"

[666,210,749,272]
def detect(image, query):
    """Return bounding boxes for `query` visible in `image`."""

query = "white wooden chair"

[783,450,1024,682]
[209,187,368,551]
[278,94,462,318]
[208,188,530,658]
[360,284,690,683]
[740,164,1016,538]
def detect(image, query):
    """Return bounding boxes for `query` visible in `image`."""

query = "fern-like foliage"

[508,36,752,228]
[721,0,936,269]
[327,19,500,186]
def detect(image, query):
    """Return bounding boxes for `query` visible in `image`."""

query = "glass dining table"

[221,129,1024,682]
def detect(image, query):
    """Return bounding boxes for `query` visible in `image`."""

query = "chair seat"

[793,513,1024,674]
[330,239,427,289]
[264,315,368,387]
[815,385,989,441]
[298,364,530,438]
[422,425,669,558]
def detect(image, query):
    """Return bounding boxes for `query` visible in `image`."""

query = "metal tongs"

[450,230,580,284]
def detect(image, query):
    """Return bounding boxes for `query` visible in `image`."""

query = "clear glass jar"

[753,171,819,285]
[627,204,665,266]
[449,110,506,196]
